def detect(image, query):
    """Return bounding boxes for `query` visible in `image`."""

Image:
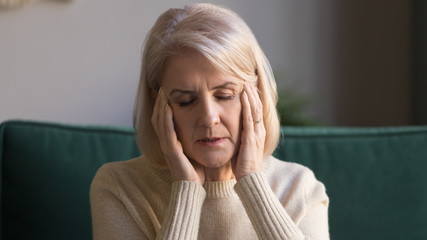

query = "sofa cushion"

[0,120,140,240]
[274,126,427,240]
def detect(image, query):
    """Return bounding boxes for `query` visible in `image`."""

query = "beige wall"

[0,0,412,126]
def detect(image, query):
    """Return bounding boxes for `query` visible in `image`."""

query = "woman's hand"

[233,84,266,181]
[151,88,205,184]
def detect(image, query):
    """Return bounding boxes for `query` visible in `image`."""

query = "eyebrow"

[168,82,239,97]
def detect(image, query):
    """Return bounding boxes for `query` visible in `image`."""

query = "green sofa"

[1,120,426,239]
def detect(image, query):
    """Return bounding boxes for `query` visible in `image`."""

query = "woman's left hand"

[233,84,266,180]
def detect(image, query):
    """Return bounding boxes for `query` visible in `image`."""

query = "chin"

[190,152,234,168]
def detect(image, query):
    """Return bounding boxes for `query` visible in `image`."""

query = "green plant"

[276,91,320,126]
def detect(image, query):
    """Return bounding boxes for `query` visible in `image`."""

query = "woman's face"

[162,53,243,168]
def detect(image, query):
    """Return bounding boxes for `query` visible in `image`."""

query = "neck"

[203,161,235,182]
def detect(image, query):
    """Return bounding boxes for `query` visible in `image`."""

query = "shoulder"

[263,155,317,184]
[262,156,328,210]
[90,156,172,196]
[90,157,143,193]
[97,157,145,174]
[90,156,160,194]
[93,157,144,181]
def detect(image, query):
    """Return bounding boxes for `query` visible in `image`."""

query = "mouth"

[197,137,223,143]
[196,137,227,146]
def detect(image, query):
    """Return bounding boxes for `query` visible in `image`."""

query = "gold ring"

[254,119,261,124]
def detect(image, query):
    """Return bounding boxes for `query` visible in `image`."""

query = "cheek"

[171,108,192,142]
[223,99,243,138]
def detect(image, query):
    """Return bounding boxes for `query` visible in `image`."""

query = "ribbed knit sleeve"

[234,172,305,240]
[157,181,206,240]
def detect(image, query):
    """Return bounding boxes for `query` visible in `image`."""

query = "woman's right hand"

[151,88,205,184]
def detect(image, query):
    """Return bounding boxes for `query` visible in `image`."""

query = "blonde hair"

[133,3,280,162]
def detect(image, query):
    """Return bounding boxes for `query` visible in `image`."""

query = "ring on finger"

[254,119,262,124]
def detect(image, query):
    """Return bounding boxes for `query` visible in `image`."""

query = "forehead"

[162,53,242,90]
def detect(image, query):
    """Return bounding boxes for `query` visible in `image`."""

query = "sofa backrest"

[274,126,427,240]
[1,120,427,240]
[0,120,140,240]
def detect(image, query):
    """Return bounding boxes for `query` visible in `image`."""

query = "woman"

[90,3,329,240]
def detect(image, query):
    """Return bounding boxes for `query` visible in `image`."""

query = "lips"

[195,137,227,147]
[197,137,223,142]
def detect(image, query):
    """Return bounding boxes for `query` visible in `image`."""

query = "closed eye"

[178,99,196,107]
[216,95,235,101]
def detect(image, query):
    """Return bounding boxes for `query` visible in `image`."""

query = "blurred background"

[1,0,426,127]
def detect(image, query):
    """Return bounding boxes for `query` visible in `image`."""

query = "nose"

[198,97,220,128]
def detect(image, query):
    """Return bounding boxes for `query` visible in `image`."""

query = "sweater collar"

[203,179,237,198]
[144,155,274,194]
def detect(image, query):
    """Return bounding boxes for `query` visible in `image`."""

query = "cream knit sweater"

[90,156,329,240]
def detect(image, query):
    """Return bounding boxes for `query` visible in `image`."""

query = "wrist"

[236,170,260,181]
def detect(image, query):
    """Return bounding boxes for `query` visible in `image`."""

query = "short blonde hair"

[133,3,280,162]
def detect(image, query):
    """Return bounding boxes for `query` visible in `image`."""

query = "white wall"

[0,0,411,126]
[0,0,300,126]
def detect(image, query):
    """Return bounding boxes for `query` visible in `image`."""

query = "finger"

[244,84,258,122]
[253,83,262,107]
[252,85,265,139]
[245,85,265,139]
[244,84,261,124]
[164,102,178,144]
[249,84,263,123]
[241,87,254,132]
[154,88,169,145]
[161,91,181,151]
[158,89,169,143]
[151,88,162,131]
